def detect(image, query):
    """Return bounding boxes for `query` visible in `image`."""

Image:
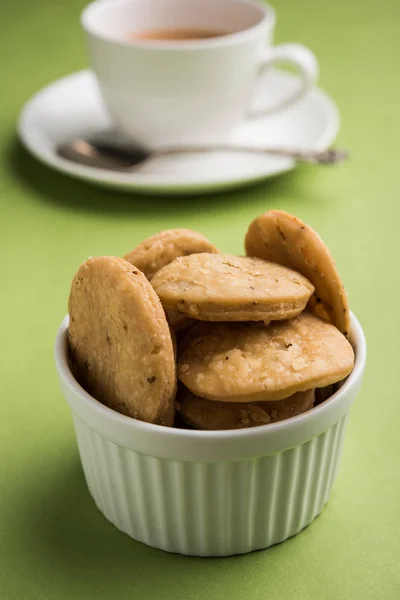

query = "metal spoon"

[57,138,349,171]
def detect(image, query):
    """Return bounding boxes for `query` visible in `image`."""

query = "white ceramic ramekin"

[55,313,366,556]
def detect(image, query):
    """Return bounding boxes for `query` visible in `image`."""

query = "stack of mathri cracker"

[68,210,354,430]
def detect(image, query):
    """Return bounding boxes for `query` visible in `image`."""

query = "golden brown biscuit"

[178,389,315,430]
[124,228,219,280]
[245,210,350,336]
[124,229,218,335]
[151,253,314,323]
[177,313,354,402]
[68,256,176,425]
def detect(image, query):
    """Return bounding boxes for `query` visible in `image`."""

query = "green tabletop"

[1,0,399,598]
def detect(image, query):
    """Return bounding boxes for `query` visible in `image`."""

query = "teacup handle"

[249,43,318,118]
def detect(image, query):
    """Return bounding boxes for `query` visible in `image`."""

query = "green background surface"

[1,0,399,598]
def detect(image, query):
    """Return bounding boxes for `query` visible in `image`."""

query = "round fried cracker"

[178,389,315,430]
[245,210,350,336]
[124,228,219,280]
[177,313,354,402]
[68,256,176,425]
[151,253,314,323]
[124,229,218,335]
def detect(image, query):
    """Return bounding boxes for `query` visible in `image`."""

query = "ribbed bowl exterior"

[72,413,348,556]
[57,313,365,556]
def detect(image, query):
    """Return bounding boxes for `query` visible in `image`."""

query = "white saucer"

[19,69,339,195]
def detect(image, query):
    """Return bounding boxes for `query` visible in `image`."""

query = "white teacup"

[82,0,318,147]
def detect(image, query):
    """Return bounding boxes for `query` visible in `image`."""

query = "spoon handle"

[152,146,349,165]
[58,138,349,171]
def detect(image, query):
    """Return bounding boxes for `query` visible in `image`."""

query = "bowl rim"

[55,312,366,460]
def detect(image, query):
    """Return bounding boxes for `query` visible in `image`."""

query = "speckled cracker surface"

[245,210,350,335]
[178,389,315,430]
[177,313,354,402]
[125,229,217,335]
[68,256,176,425]
[152,253,314,323]
[124,228,219,280]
